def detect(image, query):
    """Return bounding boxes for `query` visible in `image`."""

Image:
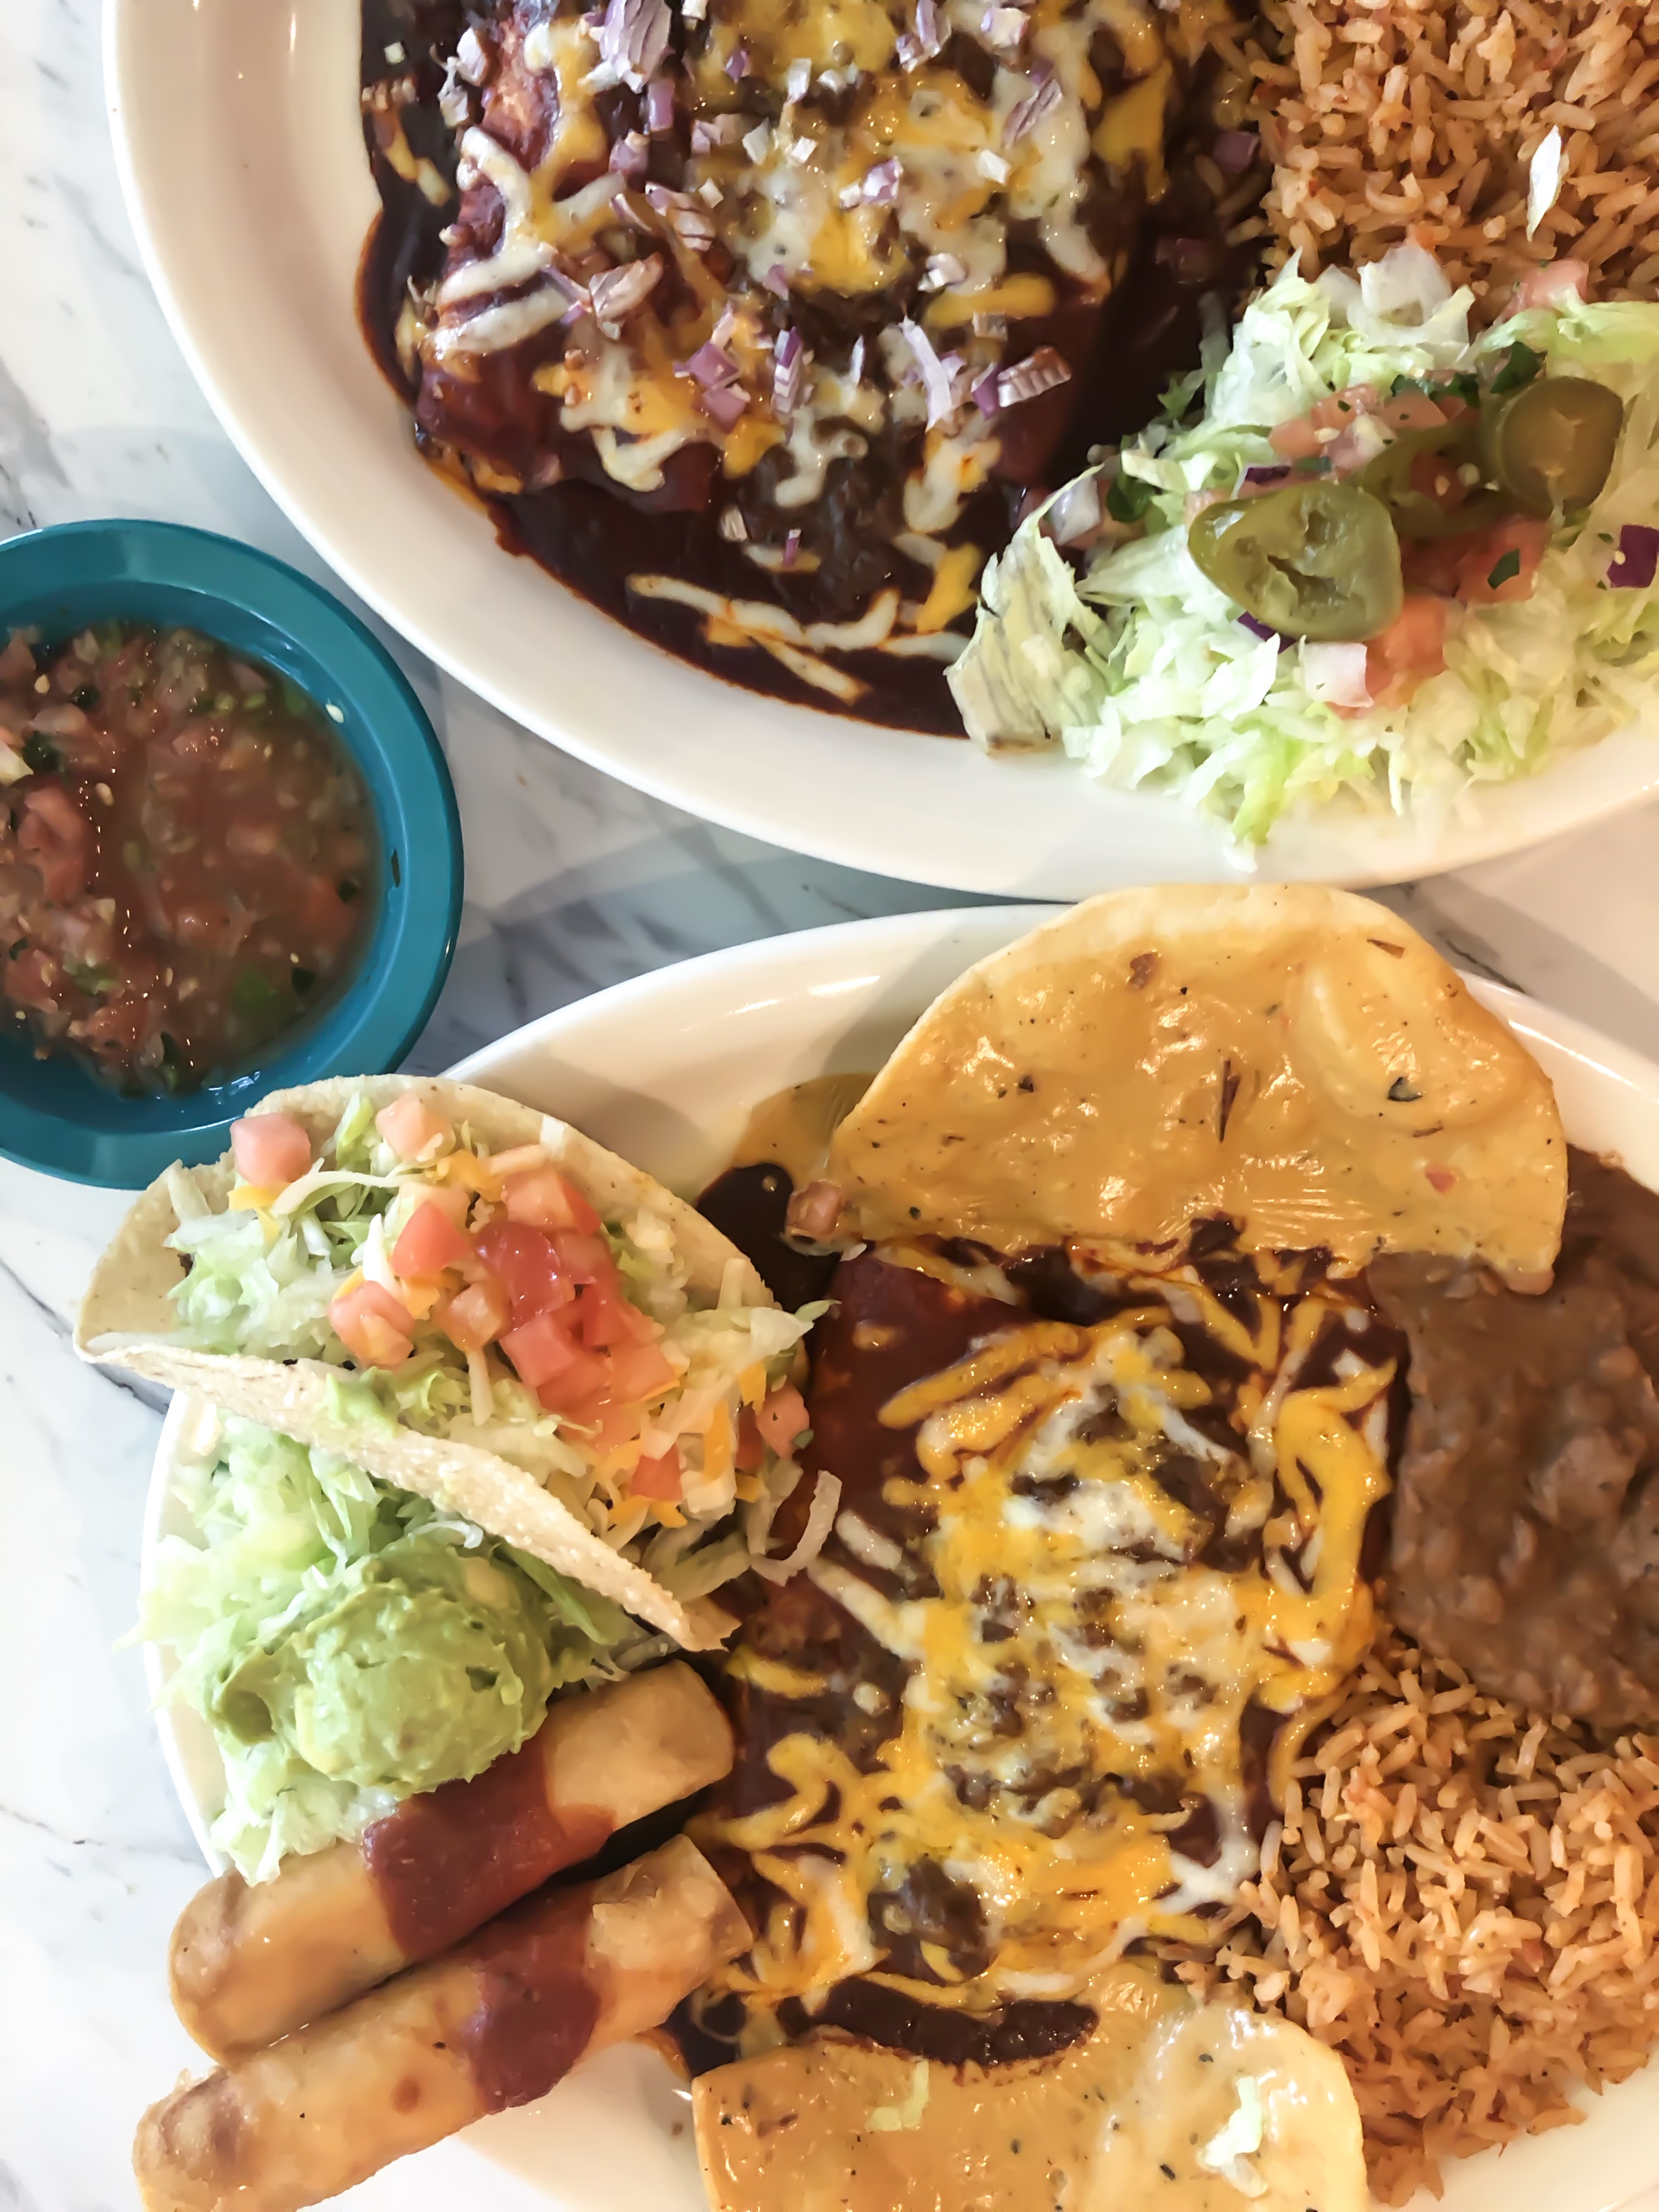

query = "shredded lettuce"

[950,249,1659,842]
[140,1413,645,1881]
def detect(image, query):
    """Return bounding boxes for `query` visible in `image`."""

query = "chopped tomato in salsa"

[0,624,372,1092]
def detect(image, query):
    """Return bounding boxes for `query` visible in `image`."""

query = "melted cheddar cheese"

[698,1254,1393,2017]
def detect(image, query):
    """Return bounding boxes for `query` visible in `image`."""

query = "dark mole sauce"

[358,0,1264,733]
[673,1192,1410,2073]
[459,1883,602,2111]
[363,1735,615,1960]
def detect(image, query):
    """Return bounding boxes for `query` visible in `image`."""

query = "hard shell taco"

[79,1076,826,1647]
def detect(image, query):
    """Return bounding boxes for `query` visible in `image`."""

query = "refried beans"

[1372,1148,1659,1727]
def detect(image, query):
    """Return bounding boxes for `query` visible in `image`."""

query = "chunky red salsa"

[0,623,373,1093]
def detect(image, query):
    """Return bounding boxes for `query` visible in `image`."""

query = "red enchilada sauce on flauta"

[459,1884,604,2111]
[0,623,371,1092]
[364,1742,614,1960]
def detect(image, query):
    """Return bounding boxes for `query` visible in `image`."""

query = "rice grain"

[1173,1628,1659,2203]
[1215,0,1659,314]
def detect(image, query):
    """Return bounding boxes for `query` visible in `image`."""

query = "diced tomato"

[534,1350,612,1417]
[1269,384,1380,460]
[1377,390,1448,434]
[1365,595,1449,703]
[551,1229,612,1284]
[576,1276,656,1351]
[500,1308,589,1389]
[1403,516,1550,606]
[502,1166,601,1235]
[1455,516,1548,605]
[1516,259,1587,313]
[631,1448,684,1501]
[19,782,91,904]
[375,1092,452,1161]
[392,1198,472,1279]
[755,1384,809,1458]
[329,1279,416,1368]
[735,1408,766,1474]
[230,1111,313,1189]
[473,1221,577,1323]
[434,1274,511,1352]
[606,1337,677,1401]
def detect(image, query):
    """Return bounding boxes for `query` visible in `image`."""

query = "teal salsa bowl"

[0,520,461,1187]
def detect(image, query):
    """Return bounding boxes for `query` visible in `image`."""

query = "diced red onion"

[691,112,745,152]
[848,336,866,385]
[861,156,902,206]
[983,5,1026,49]
[1004,67,1060,145]
[719,505,748,541]
[1301,640,1373,708]
[1214,129,1258,173]
[726,43,751,79]
[684,340,739,388]
[1045,475,1101,546]
[1608,523,1659,589]
[900,0,943,68]
[645,77,675,133]
[455,26,491,84]
[762,264,791,298]
[596,0,670,91]
[924,251,968,290]
[971,366,1001,417]
[782,529,802,569]
[1238,613,1293,652]
[774,325,809,418]
[646,182,715,249]
[995,345,1070,410]
[588,253,663,323]
[1012,487,1048,528]
[786,57,811,100]
[900,318,969,427]
[1243,464,1291,487]
[701,381,749,431]
[608,132,649,178]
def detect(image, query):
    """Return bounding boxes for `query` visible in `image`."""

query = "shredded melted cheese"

[403,0,1189,672]
[698,1257,1392,2015]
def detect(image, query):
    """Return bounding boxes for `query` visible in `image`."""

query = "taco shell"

[77,1076,774,1649]
[827,886,1566,1284]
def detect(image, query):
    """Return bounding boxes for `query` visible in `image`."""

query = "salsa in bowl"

[0,521,461,1187]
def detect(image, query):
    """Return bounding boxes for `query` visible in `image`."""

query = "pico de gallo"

[0,623,373,1092]
[164,1090,823,1597]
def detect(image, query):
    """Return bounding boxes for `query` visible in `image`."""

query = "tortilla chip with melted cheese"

[827,885,1565,1286]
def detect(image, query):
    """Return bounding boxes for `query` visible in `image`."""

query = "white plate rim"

[102,0,1659,901]
[138,903,1659,2212]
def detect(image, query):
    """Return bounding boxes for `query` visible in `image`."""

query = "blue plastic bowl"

[0,521,461,1187]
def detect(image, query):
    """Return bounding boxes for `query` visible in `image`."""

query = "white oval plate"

[105,0,1659,901]
[142,906,1659,2211]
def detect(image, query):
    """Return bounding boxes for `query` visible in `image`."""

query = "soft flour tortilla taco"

[825,884,1567,1284]
[80,1077,823,1647]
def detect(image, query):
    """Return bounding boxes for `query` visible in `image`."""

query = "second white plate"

[143,906,1659,2211]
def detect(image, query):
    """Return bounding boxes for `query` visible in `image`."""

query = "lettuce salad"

[950,246,1659,842]
[143,1410,656,1880]
[164,1091,819,1596]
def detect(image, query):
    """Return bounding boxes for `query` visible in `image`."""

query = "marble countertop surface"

[1,3,1656,2208]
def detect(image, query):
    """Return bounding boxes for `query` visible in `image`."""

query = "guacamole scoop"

[209,1536,558,1794]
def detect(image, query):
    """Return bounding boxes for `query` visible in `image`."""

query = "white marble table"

[0,3,1656,2208]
